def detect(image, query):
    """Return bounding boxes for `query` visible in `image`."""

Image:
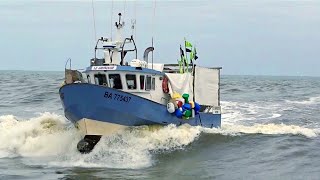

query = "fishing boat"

[59,13,222,153]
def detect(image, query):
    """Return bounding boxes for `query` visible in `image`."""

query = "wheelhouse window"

[146,75,152,91]
[109,74,123,89]
[126,74,137,90]
[94,74,107,86]
[87,75,91,83]
[140,75,145,90]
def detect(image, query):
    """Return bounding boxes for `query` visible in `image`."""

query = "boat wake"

[0,110,318,169]
[203,123,318,138]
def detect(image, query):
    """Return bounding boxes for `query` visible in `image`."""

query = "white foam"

[49,124,202,169]
[270,113,282,119]
[286,96,320,105]
[0,113,202,169]
[0,112,80,158]
[221,101,283,124]
[201,123,319,138]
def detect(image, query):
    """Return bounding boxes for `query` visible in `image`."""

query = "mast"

[103,13,124,65]
[151,0,156,70]
[115,13,124,44]
[91,9,137,67]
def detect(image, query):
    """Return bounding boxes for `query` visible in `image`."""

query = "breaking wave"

[285,96,320,105]
[0,112,318,169]
[0,113,80,158]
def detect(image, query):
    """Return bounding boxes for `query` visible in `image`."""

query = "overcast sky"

[0,0,319,76]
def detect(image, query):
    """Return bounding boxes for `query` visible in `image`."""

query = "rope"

[91,0,97,41]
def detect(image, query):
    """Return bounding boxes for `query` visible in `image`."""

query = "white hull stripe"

[77,118,127,136]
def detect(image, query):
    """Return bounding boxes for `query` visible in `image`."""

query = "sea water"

[0,71,319,179]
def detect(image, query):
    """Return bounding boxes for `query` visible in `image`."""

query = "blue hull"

[59,83,221,129]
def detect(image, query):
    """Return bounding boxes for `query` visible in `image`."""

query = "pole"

[184,38,189,73]
[91,0,97,41]
[151,0,156,70]
[110,0,113,40]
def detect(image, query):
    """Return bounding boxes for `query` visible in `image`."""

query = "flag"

[189,47,198,62]
[180,45,185,58]
[179,45,188,73]
[190,50,194,61]
[185,41,192,48]
[185,40,192,52]
[194,47,198,60]
[180,45,188,65]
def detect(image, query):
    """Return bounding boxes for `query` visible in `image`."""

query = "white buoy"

[167,102,175,113]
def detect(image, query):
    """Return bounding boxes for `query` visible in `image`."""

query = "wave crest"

[286,96,320,105]
[0,112,79,158]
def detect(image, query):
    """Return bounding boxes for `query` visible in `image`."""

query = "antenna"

[110,0,114,41]
[118,13,121,24]
[91,0,97,42]
[116,13,124,29]
[134,0,137,39]
[123,0,126,20]
[151,0,156,70]
[131,19,136,36]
